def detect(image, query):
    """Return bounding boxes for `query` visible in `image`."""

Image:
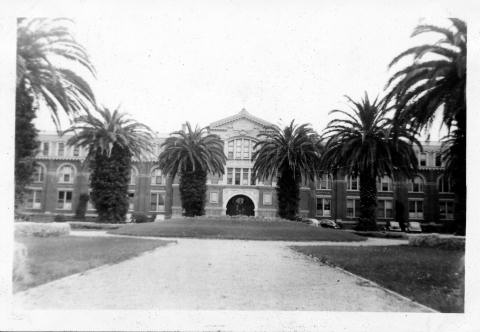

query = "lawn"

[109,218,366,242]
[14,236,172,292]
[292,245,465,312]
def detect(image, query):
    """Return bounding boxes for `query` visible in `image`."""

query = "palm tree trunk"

[180,168,207,216]
[357,173,377,231]
[276,167,300,220]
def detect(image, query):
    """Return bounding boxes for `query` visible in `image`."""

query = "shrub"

[13,242,29,283]
[15,222,71,237]
[408,234,465,250]
[54,214,68,222]
[131,213,154,223]
[354,231,407,239]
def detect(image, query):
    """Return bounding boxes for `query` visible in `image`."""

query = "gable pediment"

[208,109,273,132]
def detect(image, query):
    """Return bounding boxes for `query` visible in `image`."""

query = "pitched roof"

[207,108,273,129]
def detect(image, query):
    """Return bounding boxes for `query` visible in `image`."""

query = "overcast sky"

[30,1,469,139]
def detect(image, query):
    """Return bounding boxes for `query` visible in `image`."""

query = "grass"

[109,218,366,242]
[14,235,172,292]
[292,245,464,313]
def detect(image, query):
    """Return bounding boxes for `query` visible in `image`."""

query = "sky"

[29,1,470,139]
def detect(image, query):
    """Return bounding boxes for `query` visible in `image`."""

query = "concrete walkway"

[14,234,433,312]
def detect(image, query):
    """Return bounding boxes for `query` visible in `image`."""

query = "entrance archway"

[226,195,255,216]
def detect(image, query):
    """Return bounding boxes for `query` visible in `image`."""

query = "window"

[438,176,452,193]
[235,168,241,185]
[58,165,75,183]
[73,146,80,157]
[130,167,138,185]
[151,168,165,185]
[439,200,454,219]
[57,190,73,210]
[435,153,442,167]
[408,200,424,219]
[209,174,220,185]
[346,198,360,218]
[128,192,135,211]
[26,189,42,209]
[210,192,218,203]
[57,142,65,157]
[150,192,165,212]
[377,199,393,219]
[347,175,360,191]
[32,164,44,182]
[263,192,272,205]
[41,142,49,156]
[419,152,427,167]
[316,197,331,217]
[87,193,95,211]
[316,174,332,190]
[377,176,392,192]
[409,176,424,193]
[227,168,255,186]
[227,138,256,160]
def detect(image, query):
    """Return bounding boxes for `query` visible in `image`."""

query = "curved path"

[14,235,433,312]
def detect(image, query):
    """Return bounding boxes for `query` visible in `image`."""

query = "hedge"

[15,222,71,237]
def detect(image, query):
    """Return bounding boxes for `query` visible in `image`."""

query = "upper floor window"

[418,152,427,167]
[226,167,256,186]
[435,152,442,167]
[346,175,360,191]
[32,164,45,183]
[73,145,80,157]
[57,142,65,157]
[151,168,165,185]
[227,138,255,160]
[41,142,49,156]
[408,176,424,193]
[130,167,138,185]
[438,175,452,193]
[377,175,393,192]
[58,165,75,183]
[316,174,332,190]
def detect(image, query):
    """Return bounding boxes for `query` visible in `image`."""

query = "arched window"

[57,164,75,183]
[227,138,256,160]
[316,174,332,190]
[346,175,360,191]
[377,175,393,192]
[438,175,452,193]
[408,176,424,193]
[151,168,165,185]
[130,167,138,185]
[32,164,45,183]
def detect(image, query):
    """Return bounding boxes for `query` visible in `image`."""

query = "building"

[22,109,455,228]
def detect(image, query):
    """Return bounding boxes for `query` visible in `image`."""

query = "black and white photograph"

[1,0,479,331]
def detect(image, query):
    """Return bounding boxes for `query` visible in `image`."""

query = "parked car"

[320,219,342,229]
[405,221,422,233]
[386,221,402,232]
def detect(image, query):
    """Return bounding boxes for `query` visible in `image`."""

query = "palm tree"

[320,94,420,230]
[158,123,226,216]
[253,121,321,220]
[386,18,466,234]
[65,107,154,222]
[15,18,96,206]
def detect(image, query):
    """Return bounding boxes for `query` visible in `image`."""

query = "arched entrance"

[226,195,255,216]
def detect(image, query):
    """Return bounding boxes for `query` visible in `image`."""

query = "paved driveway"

[14,237,433,311]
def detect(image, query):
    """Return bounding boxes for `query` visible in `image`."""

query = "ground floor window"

[377,199,393,219]
[263,192,272,205]
[26,189,42,209]
[128,192,135,211]
[346,198,360,218]
[57,190,72,210]
[210,192,218,203]
[439,200,454,219]
[316,197,331,217]
[150,192,165,212]
[408,199,424,219]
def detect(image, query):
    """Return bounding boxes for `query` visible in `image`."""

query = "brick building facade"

[21,110,455,228]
